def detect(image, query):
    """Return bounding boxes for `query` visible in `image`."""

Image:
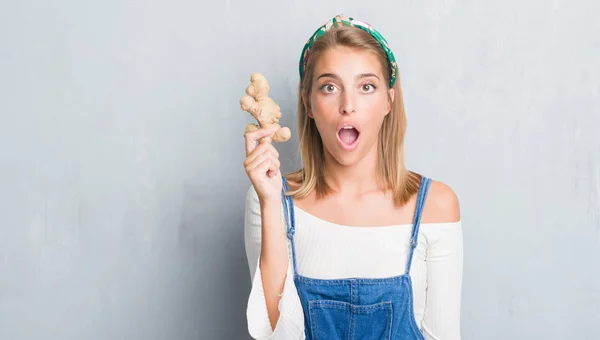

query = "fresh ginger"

[240,72,291,143]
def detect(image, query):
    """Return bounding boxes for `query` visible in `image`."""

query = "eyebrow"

[316,73,380,81]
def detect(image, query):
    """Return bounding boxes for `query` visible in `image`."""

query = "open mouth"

[337,125,360,150]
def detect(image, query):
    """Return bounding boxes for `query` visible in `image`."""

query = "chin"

[325,143,371,167]
[330,154,356,166]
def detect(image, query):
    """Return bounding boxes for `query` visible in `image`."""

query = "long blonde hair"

[285,25,421,207]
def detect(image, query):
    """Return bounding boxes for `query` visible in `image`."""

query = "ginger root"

[240,72,291,143]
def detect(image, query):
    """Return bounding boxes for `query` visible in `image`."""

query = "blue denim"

[281,176,432,340]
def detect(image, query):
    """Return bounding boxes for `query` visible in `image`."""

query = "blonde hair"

[285,25,421,207]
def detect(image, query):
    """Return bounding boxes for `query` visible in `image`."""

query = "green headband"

[299,15,397,88]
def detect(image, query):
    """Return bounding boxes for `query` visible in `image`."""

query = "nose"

[339,90,356,115]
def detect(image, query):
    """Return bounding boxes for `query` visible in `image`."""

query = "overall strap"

[404,176,432,275]
[281,177,299,276]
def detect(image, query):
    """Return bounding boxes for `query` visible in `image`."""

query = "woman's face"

[305,46,395,166]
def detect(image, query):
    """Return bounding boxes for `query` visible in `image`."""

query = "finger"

[258,159,279,178]
[245,126,279,155]
[260,136,272,145]
[243,141,274,167]
[262,148,280,168]
[258,143,279,161]
[268,145,279,159]
[245,153,280,174]
[244,139,280,167]
[267,161,280,178]
[245,152,269,173]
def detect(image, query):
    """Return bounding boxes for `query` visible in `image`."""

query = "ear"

[302,91,313,118]
[386,88,395,115]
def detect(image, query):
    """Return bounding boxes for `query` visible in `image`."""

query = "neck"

[322,142,382,195]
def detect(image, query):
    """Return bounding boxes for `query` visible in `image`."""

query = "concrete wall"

[1,0,598,338]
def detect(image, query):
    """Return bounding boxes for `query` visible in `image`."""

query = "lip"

[336,121,361,151]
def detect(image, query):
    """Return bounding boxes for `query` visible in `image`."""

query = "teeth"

[342,125,354,129]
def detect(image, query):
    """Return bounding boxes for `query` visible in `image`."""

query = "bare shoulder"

[422,180,461,223]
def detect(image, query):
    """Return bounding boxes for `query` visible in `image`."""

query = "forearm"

[258,198,289,331]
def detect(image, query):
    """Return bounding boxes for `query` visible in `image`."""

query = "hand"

[244,126,282,203]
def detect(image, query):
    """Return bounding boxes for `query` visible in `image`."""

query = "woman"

[243,15,463,340]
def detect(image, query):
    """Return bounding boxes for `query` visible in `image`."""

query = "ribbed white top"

[244,185,463,340]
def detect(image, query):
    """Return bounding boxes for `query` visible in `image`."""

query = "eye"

[361,83,376,93]
[320,84,337,94]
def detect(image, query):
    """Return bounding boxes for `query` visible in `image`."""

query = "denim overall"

[281,176,431,340]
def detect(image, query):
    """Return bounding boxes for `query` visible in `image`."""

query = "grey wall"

[1,0,599,339]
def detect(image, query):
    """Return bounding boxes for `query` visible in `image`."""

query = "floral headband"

[298,15,398,88]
